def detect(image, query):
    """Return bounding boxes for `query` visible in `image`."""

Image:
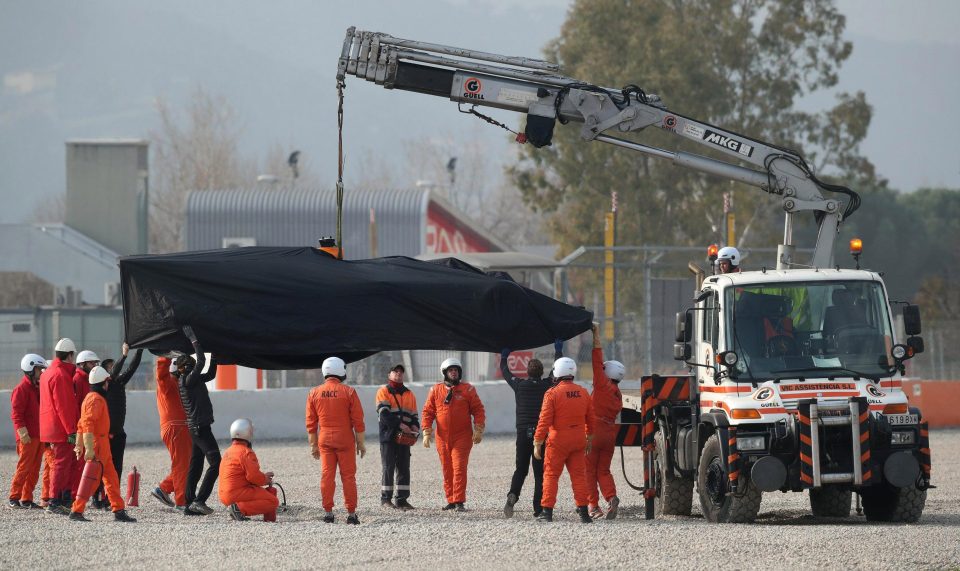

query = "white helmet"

[717,246,741,267]
[54,338,76,353]
[552,357,577,379]
[88,366,110,385]
[76,350,100,364]
[229,418,254,441]
[440,358,462,374]
[603,360,626,381]
[321,356,347,378]
[21,354,48,373]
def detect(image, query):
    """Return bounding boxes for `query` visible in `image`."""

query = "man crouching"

[218,418,278,521]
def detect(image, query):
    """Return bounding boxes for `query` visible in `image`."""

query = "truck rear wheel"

[654,431,693,516]
[809,487,851,517]
[697,433,761,523]
[861,482,926,523]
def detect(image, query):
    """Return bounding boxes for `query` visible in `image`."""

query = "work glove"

[422,428,432,449]
[500,348,511,362]
[264,471,274,485]
[66,433,77,445]
[17,427,31,444]
[554,339,564,358]
[533,440,544,460]
[121,342,130,357]
[472,425,484,445]
[355,431,366,459]
[585,434,594,456]
[83,433,96,462]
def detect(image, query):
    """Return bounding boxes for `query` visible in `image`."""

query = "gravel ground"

[1,430,958,570]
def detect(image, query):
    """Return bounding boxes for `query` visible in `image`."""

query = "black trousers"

[509,427,544,513]
[186,425,221,505]
[380,441,412,500]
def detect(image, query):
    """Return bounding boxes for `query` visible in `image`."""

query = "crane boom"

[338,27,859,269]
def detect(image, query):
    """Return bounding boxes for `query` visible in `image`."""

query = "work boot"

[395,499,415,511]
[228,504,249,521]
[441,503,457,511]
[538,507,553,522]
[605,496,620,520]
[151,487,175,507]
[69,511,89,522]
[322,512,335,524]
[19,501,41,510]
[455,503,467,512]
[381,498,396,509]
[45,500,69,516]
[183,505,204,516]
[7,498,21,509]
[588,504,604,520]
[503,493,518,518]
[113,510,136,523]
[189,501,214,515]
[576,506,593,524]
[346,513,360,525]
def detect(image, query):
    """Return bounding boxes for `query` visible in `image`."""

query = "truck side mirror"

[907,336,924,354]
[674,342,692,361]
[903,305,922,336]
[675,310,693,343]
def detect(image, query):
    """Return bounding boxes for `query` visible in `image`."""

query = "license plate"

[885,414,918,426]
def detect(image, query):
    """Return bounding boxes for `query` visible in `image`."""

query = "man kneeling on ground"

[218,418,278,521]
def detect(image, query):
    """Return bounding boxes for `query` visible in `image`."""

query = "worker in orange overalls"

[533,357,594,523]
[585,323,623,519]
[421,358,485,511]
[305,357,365,525]
[150,356,192,510]
[7,354,48,509]
[219,418,279,521]
[69,366,136,522]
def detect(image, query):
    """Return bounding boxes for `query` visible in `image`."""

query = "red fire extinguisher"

[76,460,103,502]
[263,482,286,522]
[125,466,140,507]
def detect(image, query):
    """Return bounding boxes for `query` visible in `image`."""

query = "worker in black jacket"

[500,341,563,519]
[173,325,220,516]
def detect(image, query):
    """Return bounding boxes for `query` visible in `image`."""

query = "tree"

[149,87,256,252]
[511,0,875,260]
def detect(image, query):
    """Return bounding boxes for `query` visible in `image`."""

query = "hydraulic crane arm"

[337,27,859,269]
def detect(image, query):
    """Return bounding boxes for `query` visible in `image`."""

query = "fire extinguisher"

[76,460,103,502]
[264,482,286,522]
[125,466,140,507]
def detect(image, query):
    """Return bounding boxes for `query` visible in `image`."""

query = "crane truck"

[335,27,932,523]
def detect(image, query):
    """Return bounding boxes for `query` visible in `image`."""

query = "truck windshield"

[725,280,894,381]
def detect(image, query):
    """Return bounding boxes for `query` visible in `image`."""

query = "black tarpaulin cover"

[119,247,592,369]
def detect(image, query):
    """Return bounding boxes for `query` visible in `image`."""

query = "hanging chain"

[336,78,346,259]
[458,104,527,144]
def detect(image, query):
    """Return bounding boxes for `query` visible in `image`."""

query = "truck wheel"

[697,433,761,523]
[809,487,852,517]
[861,482,926,523]
[654,431,693,516]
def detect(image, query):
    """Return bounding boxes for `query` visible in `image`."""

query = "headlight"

[891,431,915,445]
[737,435,765,451]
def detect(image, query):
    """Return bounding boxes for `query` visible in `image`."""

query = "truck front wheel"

[861,482,926,523]
[697,433,761,523]
[654,431,693,516]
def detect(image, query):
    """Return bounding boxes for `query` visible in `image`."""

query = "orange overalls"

[8,377,44,503]
[421,382,485,504]
[218,440,279,518]
[586,348,621,506]
[535,380,594,509]
[306,379,365,512]
[71,391,125,514]
[41,445,54,502]
[155,357,192,507]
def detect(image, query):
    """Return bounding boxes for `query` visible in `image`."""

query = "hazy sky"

[1,0,957,224]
